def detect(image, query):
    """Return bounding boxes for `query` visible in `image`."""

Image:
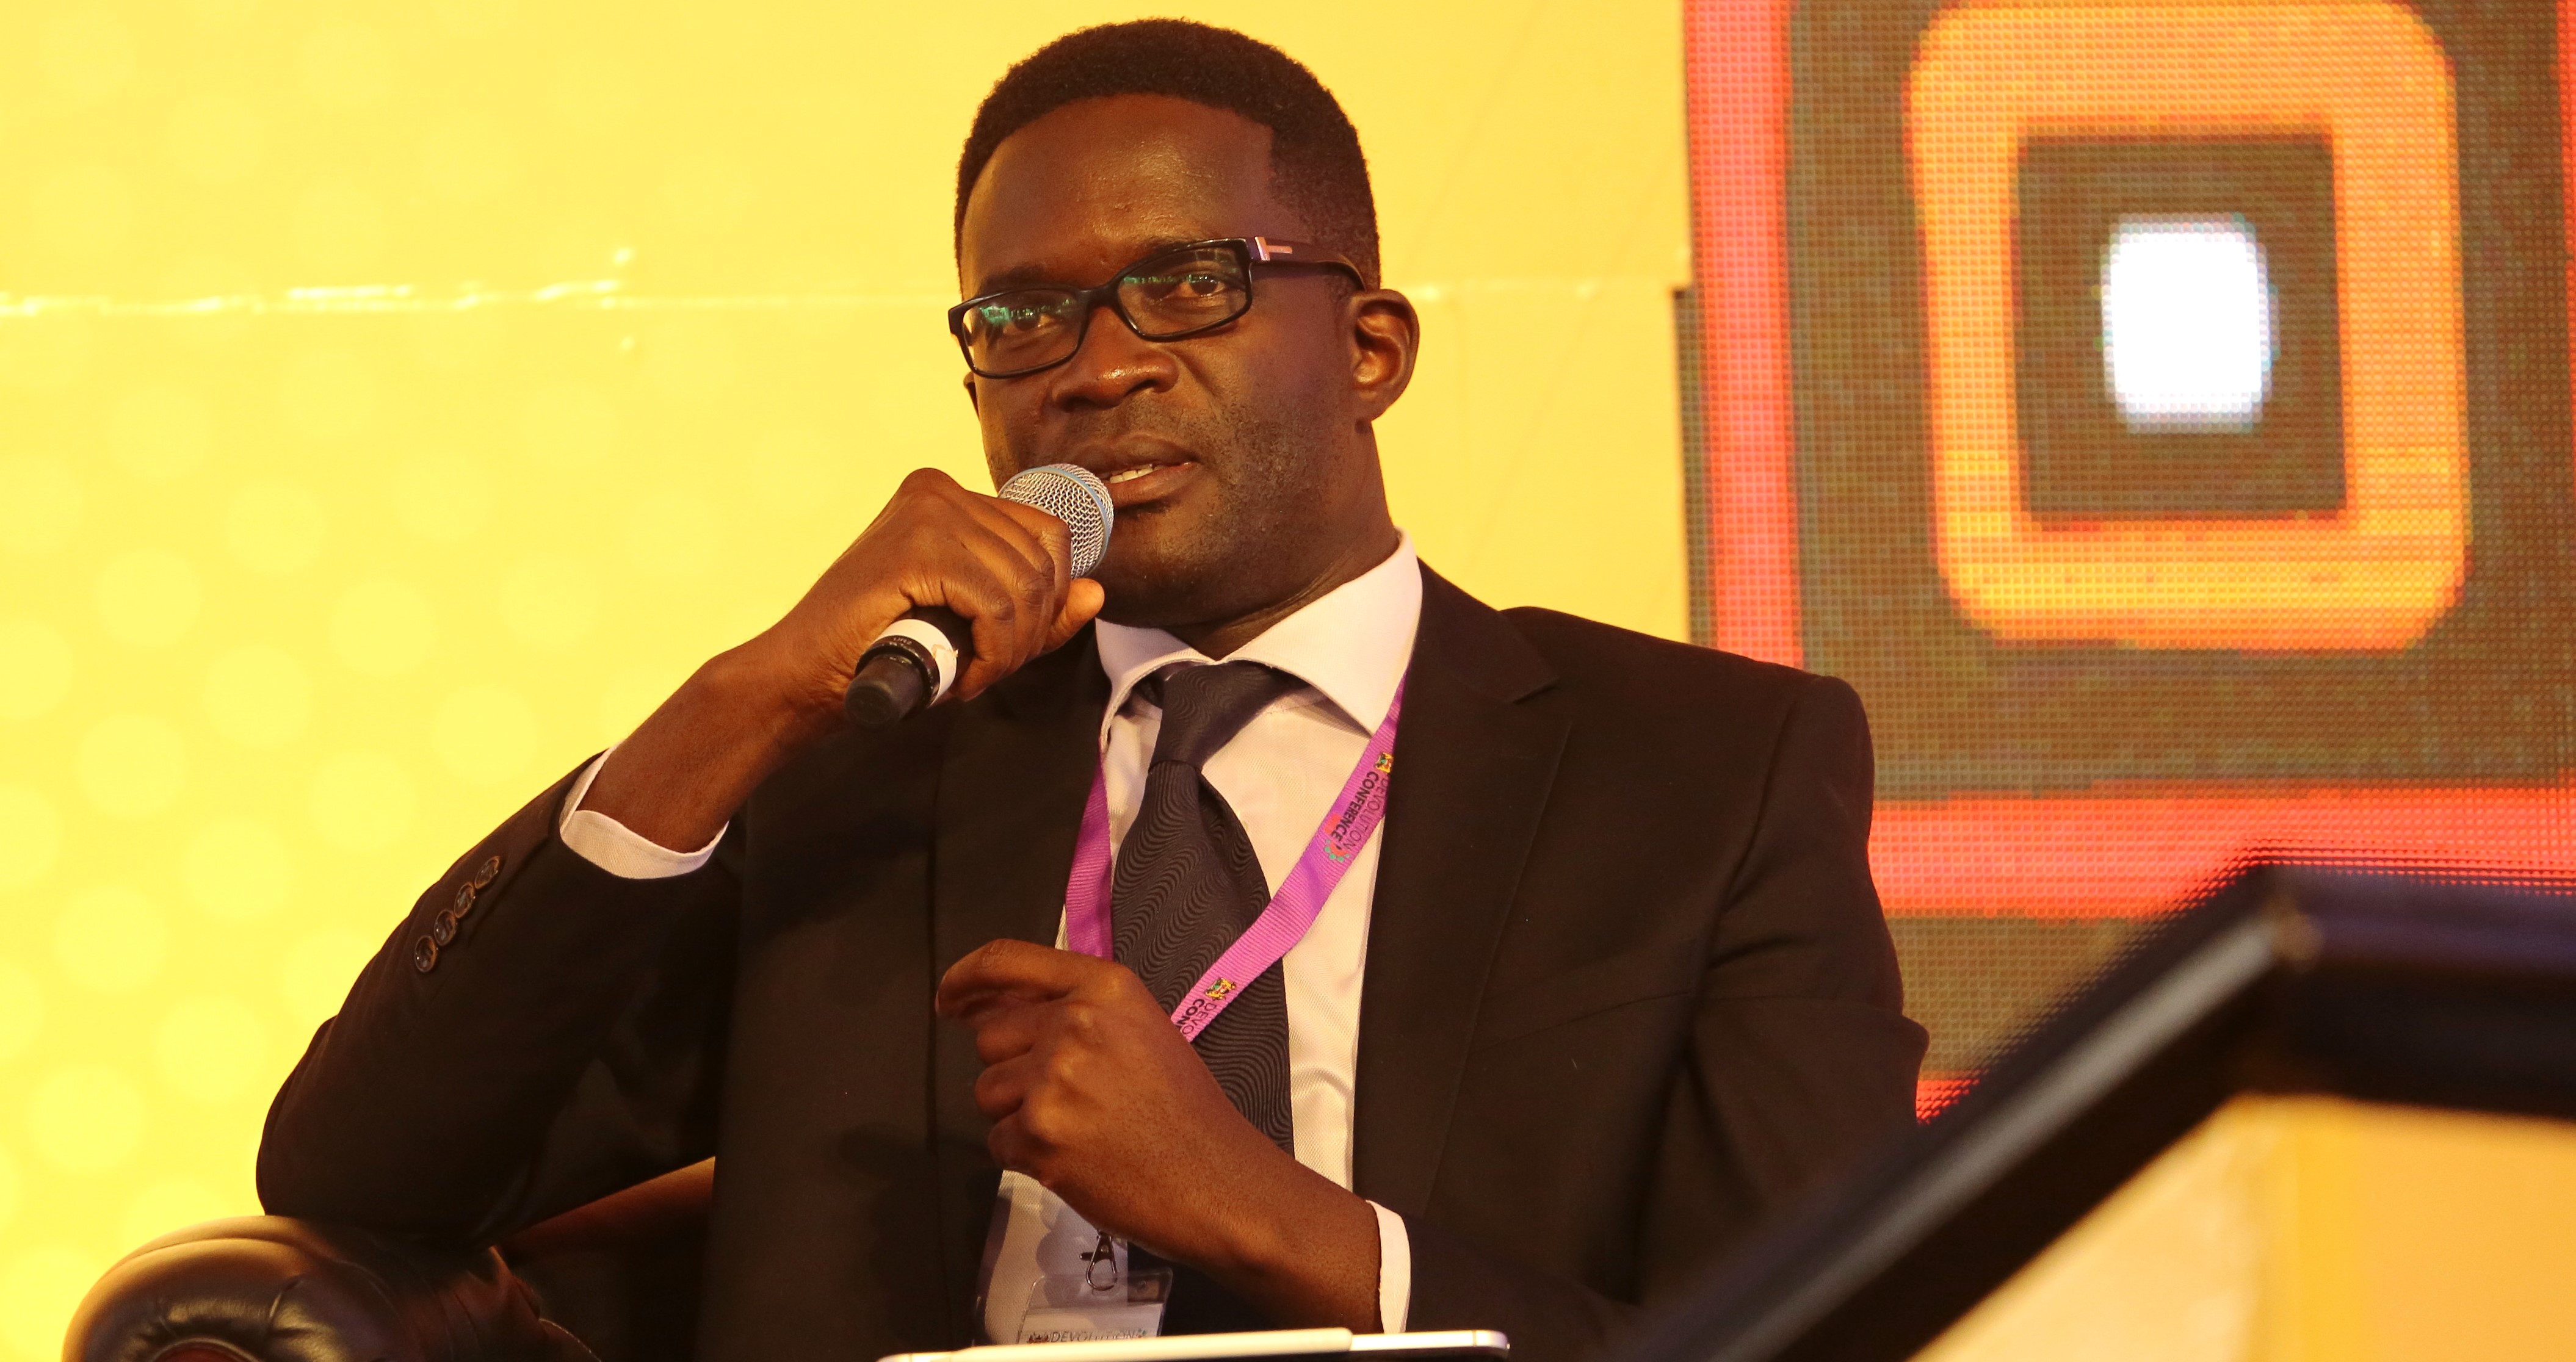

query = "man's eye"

[982,300,1065,333]
[1132,272,1232,301]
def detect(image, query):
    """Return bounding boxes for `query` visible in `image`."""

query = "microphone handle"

[843,607,975,729]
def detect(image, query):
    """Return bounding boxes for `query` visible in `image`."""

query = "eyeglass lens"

[958,245,1251,375]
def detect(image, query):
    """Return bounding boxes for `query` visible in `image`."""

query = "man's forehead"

[958,95,1300,292]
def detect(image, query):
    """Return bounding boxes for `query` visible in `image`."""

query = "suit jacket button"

[471,854,503,888]
[452,882,477,916]
[430,910,459,946]
[411,935,440,973]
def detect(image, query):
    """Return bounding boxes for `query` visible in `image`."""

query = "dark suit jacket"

[259,566,1926,1362]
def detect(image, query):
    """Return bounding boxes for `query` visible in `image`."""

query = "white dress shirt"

[557,533,1424,1338]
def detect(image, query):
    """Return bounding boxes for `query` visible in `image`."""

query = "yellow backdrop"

[24,4,2574,1360]
[0,1,1690,1355]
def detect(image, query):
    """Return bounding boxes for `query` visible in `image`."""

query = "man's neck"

[1167,525,1403,660]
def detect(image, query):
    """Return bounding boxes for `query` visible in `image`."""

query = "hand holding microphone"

[574,463,1111,854]
[843,463,1115,727]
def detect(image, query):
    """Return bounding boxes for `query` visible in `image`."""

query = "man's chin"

[1091,554,1246,636]
[1092,586,1217,635]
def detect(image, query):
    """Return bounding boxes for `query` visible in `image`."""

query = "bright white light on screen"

[2100,215,2276,430]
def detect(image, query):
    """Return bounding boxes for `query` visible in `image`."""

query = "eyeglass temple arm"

[1248,236,1372,287]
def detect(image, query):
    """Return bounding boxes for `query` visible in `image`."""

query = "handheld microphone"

[841,463,1115,729]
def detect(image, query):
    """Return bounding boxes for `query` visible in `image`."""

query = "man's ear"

[1348,289,1420,423]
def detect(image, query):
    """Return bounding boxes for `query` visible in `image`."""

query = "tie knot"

[1146,662,1301,769]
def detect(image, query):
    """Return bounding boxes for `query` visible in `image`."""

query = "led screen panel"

[1681,0,2576,1101]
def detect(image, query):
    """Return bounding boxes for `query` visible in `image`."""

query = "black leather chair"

[65,1161,715,1362]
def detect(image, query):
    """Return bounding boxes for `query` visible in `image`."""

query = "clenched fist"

[937,939,1382,1331]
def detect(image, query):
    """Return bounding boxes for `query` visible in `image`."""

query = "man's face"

[955,95,1408,633]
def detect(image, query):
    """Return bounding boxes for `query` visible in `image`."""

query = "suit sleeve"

[1404,676,1927,1361]
[257,762,742,1246]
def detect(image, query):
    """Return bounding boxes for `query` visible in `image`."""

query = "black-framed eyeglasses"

[947,236,1369,379]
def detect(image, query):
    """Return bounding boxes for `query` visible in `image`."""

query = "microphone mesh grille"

[999,464,1115,577]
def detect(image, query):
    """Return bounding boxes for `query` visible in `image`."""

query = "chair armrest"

[67,1216,593,1362]
[500,1159,714,1263]
[494,1160,715,1362]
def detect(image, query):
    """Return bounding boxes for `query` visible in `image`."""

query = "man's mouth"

[1091,459,1199,504]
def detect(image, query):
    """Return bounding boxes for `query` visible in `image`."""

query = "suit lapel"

[927,632,1107,1336]
[1353,569,1568,1218]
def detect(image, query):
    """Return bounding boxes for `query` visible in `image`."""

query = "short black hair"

[955,20,1381,288]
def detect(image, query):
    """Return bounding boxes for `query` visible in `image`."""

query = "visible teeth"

[1105,465,1159,485]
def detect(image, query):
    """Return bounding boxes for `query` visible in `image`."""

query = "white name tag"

[981,1172,1173,1344]
[1017,1298,1167,1345]
[1013,1231,1171,1343]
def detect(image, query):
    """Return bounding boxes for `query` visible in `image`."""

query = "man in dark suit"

[258,20,1923,1362]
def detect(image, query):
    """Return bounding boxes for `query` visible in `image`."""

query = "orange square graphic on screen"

[1908,1,2466,650]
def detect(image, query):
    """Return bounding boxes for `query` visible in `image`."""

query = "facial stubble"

[1089,392,1348,636]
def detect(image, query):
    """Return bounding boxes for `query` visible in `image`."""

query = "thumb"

[1044,578,1108,652]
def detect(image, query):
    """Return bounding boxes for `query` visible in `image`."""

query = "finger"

[985,1083,1082,1180]
[974,1051,1041,1122]
[938,515,1068,697]
[966,995,1053,1064]
[992,498,1076,586]
[913,522,1064,697]
[887,465,968,511]
[939,948,1115,1025]
[936,940,1102,1018]
[935,973,1056,1029]
[933,488,1062,605]
[952,495,1077,688]
[958,491,1068,593]
[986,1112,1055,1181]
[1044,578,1108,654]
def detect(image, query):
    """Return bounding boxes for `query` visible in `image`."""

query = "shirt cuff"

[1369,1200,1411,1333]
[556,748,726,879]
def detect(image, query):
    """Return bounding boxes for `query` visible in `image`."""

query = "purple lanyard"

[1063,677,1405,1040]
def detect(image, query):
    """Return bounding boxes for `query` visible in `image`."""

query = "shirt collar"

[1094,531,1421,740]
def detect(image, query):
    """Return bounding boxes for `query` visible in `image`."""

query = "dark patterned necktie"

[1110,661,1305,1153]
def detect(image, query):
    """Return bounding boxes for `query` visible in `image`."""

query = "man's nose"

[1047,301,1179,408]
